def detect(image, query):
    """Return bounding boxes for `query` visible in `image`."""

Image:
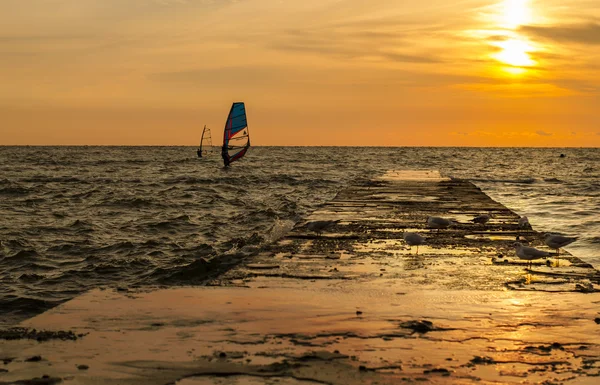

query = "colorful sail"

[198,125,213,158]
[222,102,250,166]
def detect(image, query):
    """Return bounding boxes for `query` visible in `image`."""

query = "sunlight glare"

[503,0,532,29]
[494,39,535,67]
[481,0,539,75]
[503,67,527,75]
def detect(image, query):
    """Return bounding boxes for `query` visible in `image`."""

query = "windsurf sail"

[222,102,250,167]
[198,125,213,158]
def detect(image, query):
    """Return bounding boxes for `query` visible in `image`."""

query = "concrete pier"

[2,170,599,385]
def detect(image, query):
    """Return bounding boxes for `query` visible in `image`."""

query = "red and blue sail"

[222,102,250,166]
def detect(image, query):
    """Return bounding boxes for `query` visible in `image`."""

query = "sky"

[1,0,599,146]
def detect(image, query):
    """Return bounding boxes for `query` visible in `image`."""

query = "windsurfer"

[197,149,202,158]
[221,145,230,167]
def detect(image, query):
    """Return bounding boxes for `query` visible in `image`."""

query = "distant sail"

[198,125,213,158]
[222,102,250,167]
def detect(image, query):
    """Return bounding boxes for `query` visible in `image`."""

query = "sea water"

[1,146,598,325]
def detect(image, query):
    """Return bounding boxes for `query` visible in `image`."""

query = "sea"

[1,146,599,326]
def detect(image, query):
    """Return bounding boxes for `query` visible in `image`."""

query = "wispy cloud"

[551,79,600,95]
[153,0,189,5]
[153,0,241,7]
[464,130,543,140]
[270,23,444,64]
[520,23,600,45]
[0,34,93,43]
[536,130,553,136]
[150,66,287,86]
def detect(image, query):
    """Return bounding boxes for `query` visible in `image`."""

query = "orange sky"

[1,0,599,146]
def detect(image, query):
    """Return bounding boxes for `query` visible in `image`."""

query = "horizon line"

[1,145,598,149]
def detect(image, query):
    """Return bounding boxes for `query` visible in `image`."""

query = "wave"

[96,197,165,208]
[148,257,214,284]
[21,176,85,183]
[0,296,59,319]
[95,241,136,253]
[468,177,537,184]
[4,261,56,273]
[0,185,30,196]
[46,243,81,254]
[145,215,197,231]
[70,188,101,199]
[162,176,215,185]
[69,219,94,229]
[18,273,46,282]
[95,159,152,165]
[240,208,281,222]
[3,249,39,261]
[543,178,563,183]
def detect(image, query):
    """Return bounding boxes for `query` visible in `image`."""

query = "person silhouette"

[221,145,230,167]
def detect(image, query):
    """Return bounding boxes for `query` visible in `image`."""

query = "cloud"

[150,64,481,91]
[536,130,553,136]
[271,41,441,64]
[0,34,92,43]
[462,130,544,140]
[150,66,288,87]
[520,23,600,45]
[487,35,510,42]
[377,52,442,63]
[270,24,443,64]
[153,0,189,4]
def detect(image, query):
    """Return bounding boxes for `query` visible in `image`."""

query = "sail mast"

[200,125,206,148]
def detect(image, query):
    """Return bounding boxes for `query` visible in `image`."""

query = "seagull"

[544,233,577,266]
[514,242,550,269]
[427,216,453,232]
[518,216,529,229]
[305,220,340,237]
[471,214,492,225]
[403,232,425,254]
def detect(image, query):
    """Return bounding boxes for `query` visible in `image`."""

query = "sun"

[502,0,532,29]
[493,39,536,67]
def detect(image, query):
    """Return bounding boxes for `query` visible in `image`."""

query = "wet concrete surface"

[1,170,599,385]
[219,170,598,293]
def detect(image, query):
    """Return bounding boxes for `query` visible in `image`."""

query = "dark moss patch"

[4,375,61,385]
[0,328,84,342]
[469,356,496,365]
[399,320,435,333]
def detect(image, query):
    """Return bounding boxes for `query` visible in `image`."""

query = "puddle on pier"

[465,234,519,242]
[370,227,424,233]
[369,192,441,202]
[378,169,447,181]
[354,239,484,256]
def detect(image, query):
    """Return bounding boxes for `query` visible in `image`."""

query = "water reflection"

[404,255,425,270]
